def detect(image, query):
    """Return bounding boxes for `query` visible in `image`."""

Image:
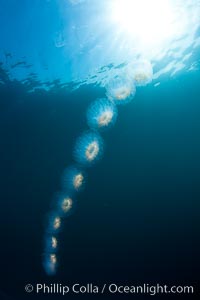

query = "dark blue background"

[0,67,200,299]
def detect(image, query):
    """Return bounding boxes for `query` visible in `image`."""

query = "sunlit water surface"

[0,0,200,91]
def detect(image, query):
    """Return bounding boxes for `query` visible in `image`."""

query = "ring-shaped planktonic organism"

[42,59,153,275]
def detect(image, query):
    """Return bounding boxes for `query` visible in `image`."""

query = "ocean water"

[0,1,200,299]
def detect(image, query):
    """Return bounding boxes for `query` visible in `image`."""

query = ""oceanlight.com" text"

[25,283,195,296]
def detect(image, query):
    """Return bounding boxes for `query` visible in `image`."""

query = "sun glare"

[110,0,184,49]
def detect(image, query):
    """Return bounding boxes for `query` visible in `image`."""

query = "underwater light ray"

[108,0,189,55]
[1,0,199,87]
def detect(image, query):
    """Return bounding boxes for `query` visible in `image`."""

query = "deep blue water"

[0,66,200,299]
[0,1,200,298]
